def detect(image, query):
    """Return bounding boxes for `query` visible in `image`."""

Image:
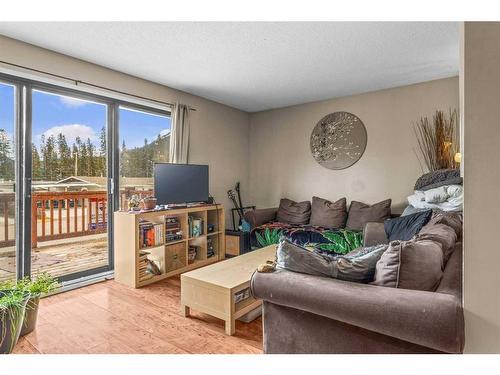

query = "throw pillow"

[276,238,388,283]
[425,211,463,238]
[371,239,443,291]
[346,199,392,230]
[415,223,457,264]
[276,198,311,225]
[309,196,347,229]
[384,209,432,241]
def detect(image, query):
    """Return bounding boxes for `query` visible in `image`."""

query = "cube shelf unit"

[114,204,225,288]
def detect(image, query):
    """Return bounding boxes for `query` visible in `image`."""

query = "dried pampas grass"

[414,109,458,172]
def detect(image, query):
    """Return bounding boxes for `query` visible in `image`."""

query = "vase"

[20,295,40,337]
[0,291,29,354]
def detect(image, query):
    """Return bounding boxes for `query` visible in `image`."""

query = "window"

[0,70,171,285]
[118,106,171,210]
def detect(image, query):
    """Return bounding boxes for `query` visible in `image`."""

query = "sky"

[0,82,171,154]
[0,82,15,148]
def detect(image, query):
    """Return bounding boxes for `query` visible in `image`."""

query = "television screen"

[154,163,209,205]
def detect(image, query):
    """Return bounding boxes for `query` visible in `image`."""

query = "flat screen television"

[154,163,209,205]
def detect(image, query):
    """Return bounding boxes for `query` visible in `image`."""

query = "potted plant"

[0,273,59,337]
[16,273,58,336]
[0,289,30,354]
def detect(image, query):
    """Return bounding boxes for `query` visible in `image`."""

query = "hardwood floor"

[13,277,263,354]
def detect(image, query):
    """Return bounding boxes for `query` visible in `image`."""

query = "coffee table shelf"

[180,245,277,335]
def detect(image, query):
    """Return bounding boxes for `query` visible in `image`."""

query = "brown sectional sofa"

[250,221,464,354]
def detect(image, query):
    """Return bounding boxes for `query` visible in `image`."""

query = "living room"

[1,1,500,372]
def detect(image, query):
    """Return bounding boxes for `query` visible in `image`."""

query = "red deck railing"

[0,189,153,249]
[0,193,15,248]
[31,191,108,248]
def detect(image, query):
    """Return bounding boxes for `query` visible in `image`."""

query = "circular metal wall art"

[310,111,367,170]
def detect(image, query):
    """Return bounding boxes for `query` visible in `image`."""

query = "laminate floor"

[13,277,263,354]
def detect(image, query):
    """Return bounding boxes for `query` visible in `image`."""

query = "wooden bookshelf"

[114,204,225,288]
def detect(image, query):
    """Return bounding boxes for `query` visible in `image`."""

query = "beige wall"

[461,22,500,353]
[0,35,250,227]
[248,77,459,212]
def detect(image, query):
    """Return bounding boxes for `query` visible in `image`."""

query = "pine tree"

[39,134,46,179]
[98,126,106,177]
[120,139,128,177]
[56,133,71,178]
[86,138,95,176]
[80,142,88,177]
[142,138,150,178]
[43,135,58,180]
[0,129,14,181]
[71,143,78,176]
[32,143,42,180]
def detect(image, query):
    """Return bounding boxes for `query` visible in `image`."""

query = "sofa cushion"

[309,196,347,229]
[372,239,443,291]
[425,211,463,238]
[346,199,392,230]
[276,238,388,283]
[276,198,311,225]
[384,209,432,241]
[415,223,457,264]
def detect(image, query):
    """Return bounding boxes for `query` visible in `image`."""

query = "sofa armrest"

[244,207,278,229]
[251,269,464,353]
[363,222,389,247]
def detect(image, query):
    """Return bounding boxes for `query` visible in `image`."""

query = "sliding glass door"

[29,88,111,281]
[0,71,171,286]
[0,81,17,283]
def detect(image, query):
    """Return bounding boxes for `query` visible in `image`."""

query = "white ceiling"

[0,22,459,112]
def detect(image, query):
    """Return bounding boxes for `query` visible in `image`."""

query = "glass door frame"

[0,70,171,284]
[0,78,24,280]
[23,81,117,282]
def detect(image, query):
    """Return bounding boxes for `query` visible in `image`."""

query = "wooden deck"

[13,277,263,354]
[0,234,108,282]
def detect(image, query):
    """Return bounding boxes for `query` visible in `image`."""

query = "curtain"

[169,103,190,163]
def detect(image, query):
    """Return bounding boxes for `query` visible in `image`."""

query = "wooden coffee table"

[180,245,277,335]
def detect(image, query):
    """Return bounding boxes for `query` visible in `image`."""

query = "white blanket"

[407,185,463,212]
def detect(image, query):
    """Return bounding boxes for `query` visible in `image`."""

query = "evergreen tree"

[75,137,84,176]
[32,143,42,180]
[71,143,79,176]
[98,126,106,177]
[80,142,88,177]
[42,135,58,180]
[0,129,14,181]
[39,134,46,179]
[86,138,95,176]
[120,139,128,177]
[143,138,150,178]
[56,133,71,178]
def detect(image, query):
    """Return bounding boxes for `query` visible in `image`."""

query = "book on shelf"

[165,216,183,241]
[138,220,164,248]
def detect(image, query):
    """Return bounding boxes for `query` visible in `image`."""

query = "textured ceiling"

[0,22,459,112]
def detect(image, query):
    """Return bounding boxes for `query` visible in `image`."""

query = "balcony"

[0,189,153,282]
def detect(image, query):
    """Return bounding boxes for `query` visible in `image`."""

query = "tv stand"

[114,204,225,288]
[186,202,205,207]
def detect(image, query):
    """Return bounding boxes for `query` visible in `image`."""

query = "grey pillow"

[426,211,463,238]
[371,239,443,291]
[415,223,457,264]
[346,199,392,230]
[276,198,311,225]
[309,196,347,229]
[276,238,388,283]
